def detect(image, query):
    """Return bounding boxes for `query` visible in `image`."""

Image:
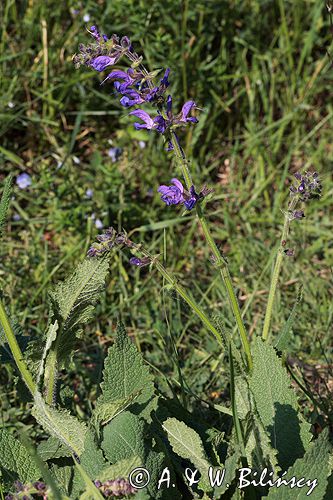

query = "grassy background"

[0,0,332,426]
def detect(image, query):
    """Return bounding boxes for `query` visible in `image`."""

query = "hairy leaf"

[98,455,141,482]
[96,322,156,422]
[0,174,12,239]
[32,392,88,457]
[48,255,110,363]
[266,429,331,499]
[249,337,312,470]
[162,417,211,492]
[0,429,39,482]
[80,431,107,479]
[102,411,145,463]
[37,436,72,461]
[93,391,142,428]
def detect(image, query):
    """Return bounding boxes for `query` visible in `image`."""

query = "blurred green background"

[0,0,332,424]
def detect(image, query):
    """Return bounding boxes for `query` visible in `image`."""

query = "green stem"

[147,256,224,347]
[262,197,298,341]
[168,132,252,371]
[0,299,36,394]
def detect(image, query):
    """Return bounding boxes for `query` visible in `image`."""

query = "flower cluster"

[74,26,199,136]
[290,171,322,201]
[158,178,212,211]
[5,481,48,500]
[94,478,137,497]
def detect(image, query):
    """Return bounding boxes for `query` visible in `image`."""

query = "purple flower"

[85,188,93,198]
[129,109,166,133]
[293,210,305,219]
[108,147,122,162]
[160,68,170,87]
[120,90,144,107]
[183,185,198,210]
[129,256,151,267]
[90,55,118,71]
[16,173,32,189]
[180,100,198,123]
[158,178,185,205]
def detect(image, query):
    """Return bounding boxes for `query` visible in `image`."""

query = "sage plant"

[74,26,253,370]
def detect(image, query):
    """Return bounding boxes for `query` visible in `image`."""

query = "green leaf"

[93,391,142,428]
[0,429,39,482]
[162,417,211,492]
[96,322,156,422]
[37,436,72,461]
[48,255,110,364]
[97,455,141,482]
[266,429,331,499]
[101,411,145,463]
[213,449,241,496]
[32,392,88,457]
[0,174,13,239]
[80,431,107,479]
[249,337,312,470]
[245,413,279,472]
[50,464,74,496]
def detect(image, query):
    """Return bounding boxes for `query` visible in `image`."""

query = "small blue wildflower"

[158,178,185,205]
[83,13,90,22]
[108,147,122,162]
[85,188,93,198]
[16,173,32,189]
[138,140,146,149]
[95,218,104,229]
[12,213,21,221]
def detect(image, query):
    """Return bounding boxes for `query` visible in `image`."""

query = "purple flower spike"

[180,100,198,123]
[158,178,185,206]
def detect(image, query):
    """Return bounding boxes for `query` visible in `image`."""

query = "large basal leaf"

[0,429,39,483]
[96,322,156,423]
[266,429,331,499]
[32,392,88,457]
[249,337,312,470]
[101,411,145,464]
[162,417,211,492]
[48,255,110,363]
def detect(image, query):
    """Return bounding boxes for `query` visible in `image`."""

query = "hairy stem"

[0,299,36,394]
[169,132,253,371]
[262,197,298,341]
